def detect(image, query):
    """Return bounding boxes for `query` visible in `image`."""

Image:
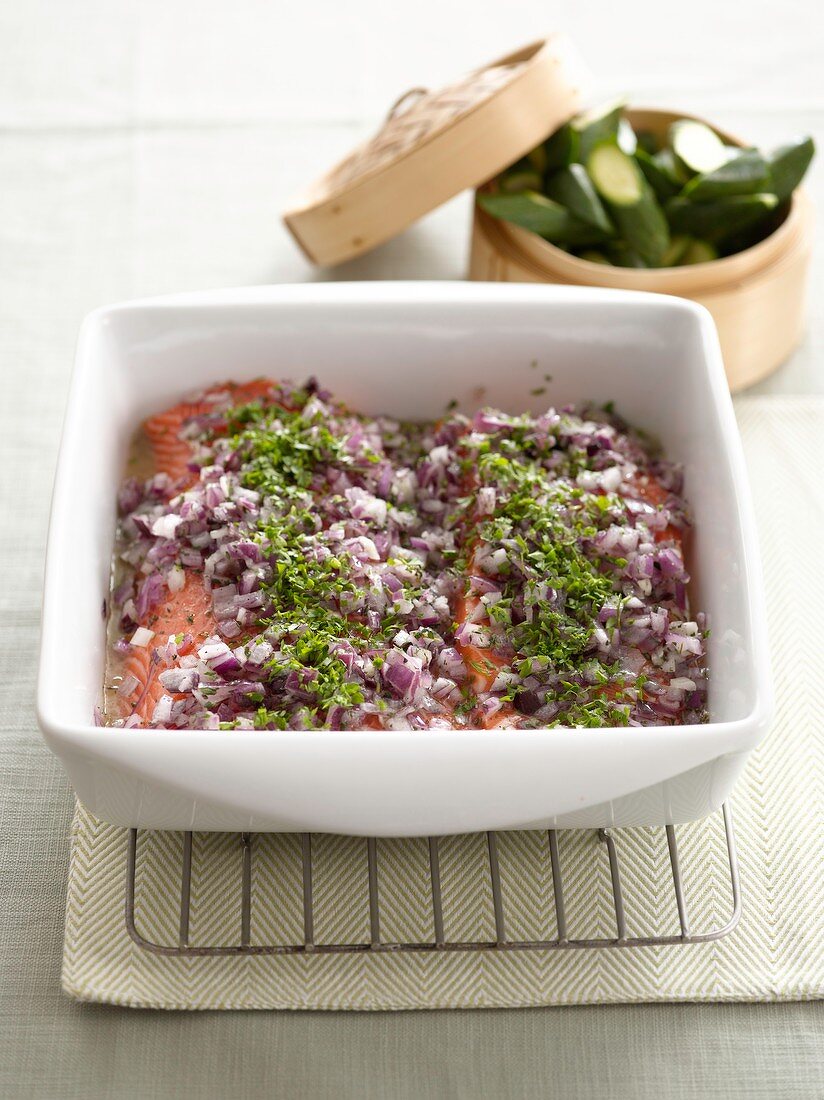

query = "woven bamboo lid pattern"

[283,37,588,266]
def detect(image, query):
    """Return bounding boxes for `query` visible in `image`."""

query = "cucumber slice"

[660,234,692,266]
[681,148,770,200]
[587,142,670,264]
[666,193,779,243]
[577,249,613,265]
[618,119,638,155]
[571,97,625,162]
[670,120,729,176]
[499,166,544,194]
[635,148,681,201]
[679,240,719,265]
[588,142,642,203]
[545,165,614,234]
[543,124,578,171]
[477,191,608,246]
[768,135,815,202]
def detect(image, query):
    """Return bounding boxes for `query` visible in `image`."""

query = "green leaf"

[545,164,615,234]
[768,135,815,202]
[477,191,609,246]
[681,148,770,200]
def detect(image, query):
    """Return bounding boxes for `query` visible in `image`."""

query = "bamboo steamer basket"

[283,39,812,392]
[469,108,813,392]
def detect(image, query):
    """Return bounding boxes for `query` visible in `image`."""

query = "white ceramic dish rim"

[36,282,773,829]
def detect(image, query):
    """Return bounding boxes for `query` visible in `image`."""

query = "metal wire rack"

[125,802,741,957]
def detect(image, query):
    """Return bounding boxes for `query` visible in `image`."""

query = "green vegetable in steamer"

[569,98,625,161]
[542,124,577,171]
[578,249,612,265]
[635,148,681,201]
[618,119,638,155]
[669,120,729,176]
[768,136,815,202]
[666,193,779,243]
[681,148,770,200]
[499,161,544,194]
[481,99,815,267]
[660,234,692,266]
[605,242,649,268]
[679,239,719,264]
[587,142,670,264]
[526,144,549,175]
[545,164,614,235]
[635,129,659,156]
[477,191,608,246]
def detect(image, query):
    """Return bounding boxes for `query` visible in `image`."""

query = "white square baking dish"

[37,282,772,835]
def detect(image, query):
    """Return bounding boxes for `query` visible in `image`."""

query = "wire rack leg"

[366,837,381,947]
[428,837,445,947]
[547,829,567,944]
[598,829,627,942]
[179,832,193,948]
[666,824,691,938]
[240,833,252,947]
[486,832,506,945]
[300,834,314,950]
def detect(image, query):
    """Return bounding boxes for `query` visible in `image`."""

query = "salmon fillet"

[143,379,276,483]
[452,463,686,727]
[112,388,700,730]
[121,572,213,721]
[119,380,276,721]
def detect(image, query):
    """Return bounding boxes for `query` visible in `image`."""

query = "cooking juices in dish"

[104,379,707,731]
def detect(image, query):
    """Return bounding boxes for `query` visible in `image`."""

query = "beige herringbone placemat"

[61,399,824,1009]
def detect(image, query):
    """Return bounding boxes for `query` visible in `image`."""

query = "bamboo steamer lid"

[283,37,589,266]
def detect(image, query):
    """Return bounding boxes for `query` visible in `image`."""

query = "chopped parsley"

[111,381,706,732]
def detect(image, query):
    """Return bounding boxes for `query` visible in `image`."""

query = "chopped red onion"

[109,385,706,731]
